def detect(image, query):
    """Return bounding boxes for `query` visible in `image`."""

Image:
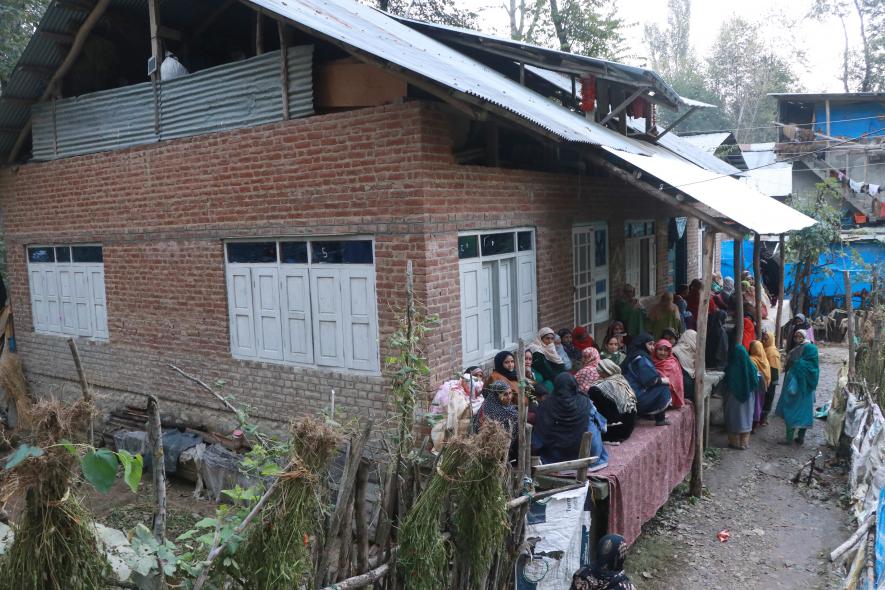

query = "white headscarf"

[528,327,563,365]
[672,329,698,378]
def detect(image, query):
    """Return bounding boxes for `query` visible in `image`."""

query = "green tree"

[705,17,796,142]
[532,0,629,60]
[0,0,48,91]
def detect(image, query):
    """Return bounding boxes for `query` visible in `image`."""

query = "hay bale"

[0,348,32,429]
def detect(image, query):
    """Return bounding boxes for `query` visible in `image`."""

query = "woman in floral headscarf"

[575,347,601,393]
[528,327,565,392]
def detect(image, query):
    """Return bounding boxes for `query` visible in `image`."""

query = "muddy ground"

[625,344,853,590]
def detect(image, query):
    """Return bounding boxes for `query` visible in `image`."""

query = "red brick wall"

[0,100,694,429]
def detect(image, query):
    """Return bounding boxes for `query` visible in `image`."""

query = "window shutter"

[341,268,379,372]
[88,265,108,339]
[310,268,345,368]
[252,267,284,361]
[649,238,657,296]
[71,267,93,336]
[28,268,50,332]
[593,227,610,323]
[625,240,640,290]
[459,260,483,362]
[226,267,257,358]
[57,268,77,335]
[516,252,537,342]
[281,267,314,365]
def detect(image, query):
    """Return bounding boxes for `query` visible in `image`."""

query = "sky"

[463,0,858,93]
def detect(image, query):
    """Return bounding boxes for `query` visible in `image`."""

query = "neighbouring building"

[0,0,813,431]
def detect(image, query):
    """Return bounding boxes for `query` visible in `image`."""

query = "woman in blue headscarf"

[775,341,820,446]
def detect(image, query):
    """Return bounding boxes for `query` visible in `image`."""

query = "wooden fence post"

[753,233,763,339]
[776,234,786,348]
[734,237,744,346]
[690,231,715,497]
[844,270,855,378]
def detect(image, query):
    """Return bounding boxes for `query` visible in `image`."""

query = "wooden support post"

[776,234,786,348]
[844,270,855,378]
[516,338,528,492]
[734,238,744,346]
[575,431,593,483]
[690,230,716,497]
[147,395,167,543]
[354,458,370,578]
[67,337,95,445]
[278,21,290,120]
[753,233,763,339]
[254,11,264,55]
[148,0,162,78]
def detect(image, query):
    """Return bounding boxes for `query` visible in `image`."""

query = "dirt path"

[625,344,852,590]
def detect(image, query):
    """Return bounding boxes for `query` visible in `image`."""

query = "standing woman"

[747,340,771,428]
[723,344,759,450]
[621,333,672,426]
[647,292,682,340]
[776,336,820,446]
[760,331,782,426]
[528,327,566,393]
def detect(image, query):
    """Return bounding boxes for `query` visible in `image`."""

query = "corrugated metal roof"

[391,14,685,110]
[739,163,793,198]
[680,132,732,153]
[651,128,741,177]
[247,0,647,153]
[603,147,815,234]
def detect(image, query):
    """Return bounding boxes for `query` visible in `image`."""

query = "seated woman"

[647,292,682,340]
[533,373,608,471]
[558,328,581,365]
[429,369,486,453]
[489,351,520,397]
[621,333,672,426]
[570,534,637,590]
[471,380,519,459]
[524,349,549,401]
[575,347,601,393]
[605,320,627,349]
[652,339,685,409]
[660,327,679,346]
[601,334,626,365]
[528,327,566,393]
[586,359,637,442]
[671,329,698,401]
[572,325,596,352]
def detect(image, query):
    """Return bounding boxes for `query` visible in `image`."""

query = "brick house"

[0,0,813,431]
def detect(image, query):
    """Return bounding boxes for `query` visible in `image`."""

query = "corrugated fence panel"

[32,83,156,160]
[287,45,315,119]
[30,46,314,160]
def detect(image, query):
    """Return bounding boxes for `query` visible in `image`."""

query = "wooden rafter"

[7,0,111,163]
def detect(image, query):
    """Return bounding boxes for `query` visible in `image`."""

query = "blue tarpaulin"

[814,101,885,139]
[720,239,881,308]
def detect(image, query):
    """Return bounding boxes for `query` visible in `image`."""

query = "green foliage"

[80,448,120,493]
[812,0,884,92]
[117,449,143,493]
[372,0,477,28]
[0,0,49,89]
[4,442,43,468]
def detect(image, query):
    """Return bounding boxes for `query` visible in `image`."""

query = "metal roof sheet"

[602,147,815,234]
[247,0,647,153]
[390,14,685,109]
[739,163,793,198]
[680,132,732,153]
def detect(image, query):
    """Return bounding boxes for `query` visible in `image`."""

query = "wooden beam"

[194,0,237,38]
[148,0,162,81]
[844,270,855,378]
[653,106,698,142]
[776,234,785,348]
[690,229,716,497]
[734,238,744,346]
[278,20,289,120]
[7,0,110,163]
[254,11,263,55]
[39,30,75,44]
[753,233,763,339]
[584,152,741,238]
[599,86,648,126]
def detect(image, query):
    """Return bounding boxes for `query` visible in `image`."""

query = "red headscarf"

[572,326,595,351]
[652,339,684,409]
[742,317,755,350]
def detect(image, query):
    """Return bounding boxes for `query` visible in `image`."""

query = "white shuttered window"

[459,229,537,365]
[27,245,108,340]
[624,221,657,298]
[224,239,379,373]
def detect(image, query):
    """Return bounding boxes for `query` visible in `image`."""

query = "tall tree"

[705,17,796,142]
[0,0,49,92]
[643,0,692,80]
[812,0,885,92]
[527,0,629,60]
[506,0,545,42]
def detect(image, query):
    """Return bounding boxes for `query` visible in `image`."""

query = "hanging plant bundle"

[0,399,108,590]
[396,442,466,590]
[451,421,511,590]
[233,416,342,590]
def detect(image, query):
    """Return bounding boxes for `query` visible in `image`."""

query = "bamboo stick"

[776,234,786,348]
[354,459,370,577]
[830,514,875,562]
[753,233,763,339]
[67,337,94,445]
[532,456,600,474]
[734,238,744,346]
[690,230,715,497]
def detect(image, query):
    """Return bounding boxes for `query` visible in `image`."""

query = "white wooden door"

[226,267,257,358]
[516,252,537,342]
[71,267,93,337]
[460,261,482,362]
[28,268,50,332]
[88,265,108,339]
[497,259,514,349]
[281,267,313,365]
[479,262,494,359]
[252,267,283,361]
[310,268,345,368]
[341,268,379,372]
